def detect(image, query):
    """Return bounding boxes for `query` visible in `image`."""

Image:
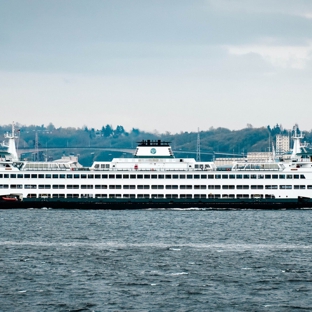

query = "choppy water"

[0,209,312,312]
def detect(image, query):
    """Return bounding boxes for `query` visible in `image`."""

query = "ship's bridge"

[134,140,174,158]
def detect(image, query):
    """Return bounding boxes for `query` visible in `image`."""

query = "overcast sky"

[1,0,312,133]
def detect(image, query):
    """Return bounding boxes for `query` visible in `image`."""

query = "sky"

[1,0,312,134]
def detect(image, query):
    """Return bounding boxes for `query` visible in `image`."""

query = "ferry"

[1,124,312,209]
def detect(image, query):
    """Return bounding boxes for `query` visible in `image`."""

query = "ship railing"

[70,168,90,171]
[91,168,213,171]
[20,167,88,171]
[291,158,312,164]
[232,168,282,171]
[21,168,71,171]
[232,163,283,171]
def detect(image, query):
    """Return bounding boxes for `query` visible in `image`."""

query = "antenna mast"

[35,131,39,161]
[196,128,201,161]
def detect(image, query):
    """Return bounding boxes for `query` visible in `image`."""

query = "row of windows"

[27,193,275,199]
[2,184,312,190]
[1,173,306,180]
[95,163,210,170]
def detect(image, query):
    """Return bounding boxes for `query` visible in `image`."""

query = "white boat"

[1,124,312,209]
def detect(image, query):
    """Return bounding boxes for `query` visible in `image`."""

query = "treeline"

[1,122,311,165]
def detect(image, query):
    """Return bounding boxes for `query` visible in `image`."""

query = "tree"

[103,124,113,137]
[47,123,55,132]
[114,125,126,136]
[89,128,96,140]
[130,128,140,136]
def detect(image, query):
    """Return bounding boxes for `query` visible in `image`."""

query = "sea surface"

[0,208,312,312]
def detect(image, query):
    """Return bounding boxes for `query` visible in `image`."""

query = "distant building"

[276,134,290,154]
[95,130,103,138]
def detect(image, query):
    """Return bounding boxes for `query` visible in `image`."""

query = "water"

[1,209,312,312]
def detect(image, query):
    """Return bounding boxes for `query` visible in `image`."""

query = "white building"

[276,134,290,154]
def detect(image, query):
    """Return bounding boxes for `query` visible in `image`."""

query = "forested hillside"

[1,123,311,166]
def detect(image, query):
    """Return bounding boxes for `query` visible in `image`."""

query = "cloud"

[301,13,312,19]
[208,0,312,16]
[226,42,312,69]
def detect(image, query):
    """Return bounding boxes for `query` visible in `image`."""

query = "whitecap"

[171,272,188,276]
